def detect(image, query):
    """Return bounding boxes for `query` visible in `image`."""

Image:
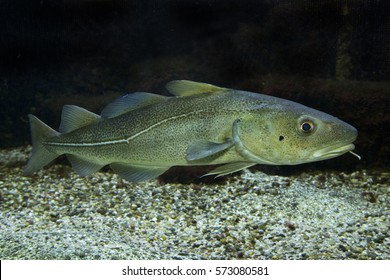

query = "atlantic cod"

[24,80,359,182]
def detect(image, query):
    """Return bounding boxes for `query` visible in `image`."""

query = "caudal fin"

[24,114,61,175]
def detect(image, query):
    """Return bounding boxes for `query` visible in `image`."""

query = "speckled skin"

[43,88,357,168]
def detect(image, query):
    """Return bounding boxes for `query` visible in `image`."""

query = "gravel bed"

[0,147,388,259]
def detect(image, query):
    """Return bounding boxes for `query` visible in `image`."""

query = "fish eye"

[299,119,315,133]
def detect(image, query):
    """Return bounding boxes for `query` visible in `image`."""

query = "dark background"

[0,0,389,172]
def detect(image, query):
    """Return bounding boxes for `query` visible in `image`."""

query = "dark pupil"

[302,122,312,132]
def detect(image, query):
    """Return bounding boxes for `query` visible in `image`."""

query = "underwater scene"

[0,0,389,260]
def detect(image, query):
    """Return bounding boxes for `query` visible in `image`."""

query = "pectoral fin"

[205,162,255,177]
[111,163,169,182]
[186,139,234,161]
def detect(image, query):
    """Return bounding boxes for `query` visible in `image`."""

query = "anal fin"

[205,162,255,177]
[67,155,105,176]
[111,163,169,182]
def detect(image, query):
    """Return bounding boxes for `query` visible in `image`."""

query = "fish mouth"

[313,143,355,160]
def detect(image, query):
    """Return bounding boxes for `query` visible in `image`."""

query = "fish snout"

[312,121,358,160]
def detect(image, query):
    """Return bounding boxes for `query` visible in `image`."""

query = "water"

[0,0,389,260]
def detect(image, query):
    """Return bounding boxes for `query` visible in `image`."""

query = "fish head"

[236,103,358,165]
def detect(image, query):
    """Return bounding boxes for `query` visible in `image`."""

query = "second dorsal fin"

[101,92,168,118]
[166,80,225,97]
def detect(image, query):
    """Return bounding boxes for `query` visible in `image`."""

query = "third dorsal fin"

[59,105,101,133]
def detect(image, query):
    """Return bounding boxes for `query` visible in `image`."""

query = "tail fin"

[24,114,61,175]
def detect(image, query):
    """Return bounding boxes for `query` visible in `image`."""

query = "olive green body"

[46,90,263,166]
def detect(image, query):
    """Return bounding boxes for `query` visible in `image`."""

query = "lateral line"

[46,110,207,148]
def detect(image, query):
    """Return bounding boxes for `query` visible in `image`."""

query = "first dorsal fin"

[101,92,168,118]
[166,80,225,97]
[59,105,101,133]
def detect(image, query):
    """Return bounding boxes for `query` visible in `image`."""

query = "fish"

[24,80,359,182]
